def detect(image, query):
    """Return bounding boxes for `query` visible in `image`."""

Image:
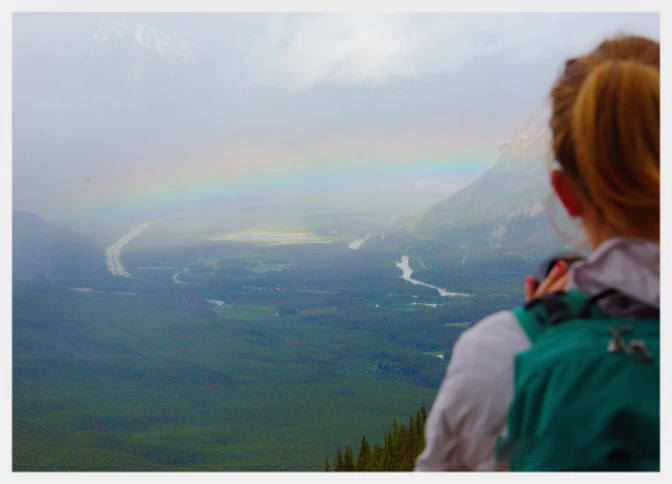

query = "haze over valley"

[12,12,659,471]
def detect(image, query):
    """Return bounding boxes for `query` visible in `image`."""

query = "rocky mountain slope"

[409,105,566,252]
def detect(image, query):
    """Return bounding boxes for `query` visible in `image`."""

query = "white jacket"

[414,238,660,471]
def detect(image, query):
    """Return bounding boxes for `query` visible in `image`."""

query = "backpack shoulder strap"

[514,287,660,343]
[512,290,589,343]
[512,288,630,343]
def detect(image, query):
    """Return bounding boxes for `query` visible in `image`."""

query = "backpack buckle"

[534,292,573,325]
[607,326,653,363]
[548,307,573,325]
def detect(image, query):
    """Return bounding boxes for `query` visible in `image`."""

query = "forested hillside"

[326,404,428,472]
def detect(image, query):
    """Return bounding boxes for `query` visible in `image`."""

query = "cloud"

[248,14,423,89]
[247,13,501,89]
[246,13,659,90]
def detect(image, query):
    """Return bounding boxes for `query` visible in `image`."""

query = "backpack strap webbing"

[512,290,609,343]
[513,288,660,343]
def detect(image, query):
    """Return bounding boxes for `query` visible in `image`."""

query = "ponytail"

[550,36,660,242]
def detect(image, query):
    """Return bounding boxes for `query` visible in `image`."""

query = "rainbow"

[68,128,498,219]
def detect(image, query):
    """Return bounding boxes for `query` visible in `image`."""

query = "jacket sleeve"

[414,310,530,471]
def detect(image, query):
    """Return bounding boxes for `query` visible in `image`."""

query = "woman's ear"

[550,169,583,218]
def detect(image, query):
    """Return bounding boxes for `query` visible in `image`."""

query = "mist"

[12,11,662,472]
[13,12,660,238]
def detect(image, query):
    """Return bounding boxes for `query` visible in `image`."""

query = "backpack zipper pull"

[607,325,632,353]
[625,340,654,363]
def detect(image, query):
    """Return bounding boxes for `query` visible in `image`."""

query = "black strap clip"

[525,291,573,326]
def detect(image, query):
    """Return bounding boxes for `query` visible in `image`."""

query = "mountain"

[89,19,199,61]
[13,211,103,282]
[408,105,565,253]
[13,16,214,163]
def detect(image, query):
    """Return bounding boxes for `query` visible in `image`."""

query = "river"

[348,235,371,250]
[395,256,470,297]
[105,214,182,277]
[105,222,153,277]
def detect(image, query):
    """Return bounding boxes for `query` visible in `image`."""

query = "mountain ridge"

[89,19,199,61]
[407,104,560,252]
[13,210,103,283]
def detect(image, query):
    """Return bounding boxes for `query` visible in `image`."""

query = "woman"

[415,35,659,471]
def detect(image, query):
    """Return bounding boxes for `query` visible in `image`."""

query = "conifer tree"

[333,447,344,472]
[344,446,355,471]
[328,404,429,472]
[408,415,416,458]
[372,443,383,471]
[384,431,393,471]
[416,408,424,440]
[356,435,370,471]
[420,403,428,424]
[324,456,330,472]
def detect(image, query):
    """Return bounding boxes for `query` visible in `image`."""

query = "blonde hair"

[550,35,660,241]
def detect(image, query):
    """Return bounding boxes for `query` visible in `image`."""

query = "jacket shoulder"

[451,310,530,372]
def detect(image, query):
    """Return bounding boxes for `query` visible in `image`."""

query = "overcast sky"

[12,12,660,226]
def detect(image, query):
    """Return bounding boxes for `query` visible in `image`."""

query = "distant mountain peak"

[90,19,198,61]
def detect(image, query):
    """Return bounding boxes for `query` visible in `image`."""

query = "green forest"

[13,236,527,471]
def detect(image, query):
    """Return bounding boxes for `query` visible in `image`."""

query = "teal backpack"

[496,289,660,471]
